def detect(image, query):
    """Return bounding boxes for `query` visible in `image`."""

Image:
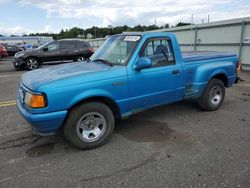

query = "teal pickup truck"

[17,32,239,149]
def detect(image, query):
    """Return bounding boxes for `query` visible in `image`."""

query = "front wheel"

[26,57,39,70]
[198,78,225,111]
[64,102,115,149]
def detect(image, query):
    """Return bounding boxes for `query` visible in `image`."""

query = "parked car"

[13,39,94,70]
[0,44,8,60]
[2,43,22,56]
[17,32,239,149]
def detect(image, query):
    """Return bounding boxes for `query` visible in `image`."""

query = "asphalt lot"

[0,58,249,188]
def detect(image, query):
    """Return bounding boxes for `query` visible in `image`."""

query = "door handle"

[172,70,180,75]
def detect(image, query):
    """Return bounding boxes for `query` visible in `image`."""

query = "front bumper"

[12,58,25,68]
[17,97,67,135]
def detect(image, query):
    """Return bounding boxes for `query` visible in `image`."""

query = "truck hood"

[21,62,115,90]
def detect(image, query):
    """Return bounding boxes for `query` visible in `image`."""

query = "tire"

[26,57,39,70]
[198,78,225,111]
[64,102,115,149]
[75,56,86,62]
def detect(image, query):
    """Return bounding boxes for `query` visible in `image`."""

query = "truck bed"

[182,51,236,63]
[181,51,237,99]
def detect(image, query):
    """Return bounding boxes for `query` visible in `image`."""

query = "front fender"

[67,89,117,109]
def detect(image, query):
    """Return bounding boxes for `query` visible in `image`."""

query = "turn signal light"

[25,92,46,108]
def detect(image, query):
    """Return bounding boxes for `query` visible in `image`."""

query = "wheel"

[64,102,115,149]
[26,57,39,70]
[75,56,86,62]
[198,78,225,111]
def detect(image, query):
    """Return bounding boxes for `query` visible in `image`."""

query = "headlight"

[24,92,46,108]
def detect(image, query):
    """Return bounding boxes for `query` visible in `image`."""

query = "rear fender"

[193,61,234,85]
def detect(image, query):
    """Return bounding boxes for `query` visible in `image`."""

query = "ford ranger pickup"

[17,32,239,149]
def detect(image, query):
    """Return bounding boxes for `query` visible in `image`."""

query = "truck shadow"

[115,101,198,147]
[1,101,198,157]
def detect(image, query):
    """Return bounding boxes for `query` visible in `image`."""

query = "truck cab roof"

[120,31,175,38]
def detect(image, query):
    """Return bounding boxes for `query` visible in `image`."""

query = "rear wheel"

[64,102,115,149]
[26,57,39,70]
[198,78,225,111]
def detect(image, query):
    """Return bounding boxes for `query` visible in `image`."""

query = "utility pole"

[154,19,157,27]
[208,15,210,23]
[191,14,194,24]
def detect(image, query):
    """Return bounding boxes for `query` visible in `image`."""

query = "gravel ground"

[0,58,249,188]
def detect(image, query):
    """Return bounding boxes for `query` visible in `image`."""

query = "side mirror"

[134,57,152,70]
[43,47,48,51]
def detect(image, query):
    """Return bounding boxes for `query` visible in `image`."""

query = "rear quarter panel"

[183,57,237,98]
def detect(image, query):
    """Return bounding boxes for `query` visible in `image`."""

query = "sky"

[0,0,250,36]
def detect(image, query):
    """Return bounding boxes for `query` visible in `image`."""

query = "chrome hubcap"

[27,59,38,69]
[77,112,106,142]
[210,86,222,105]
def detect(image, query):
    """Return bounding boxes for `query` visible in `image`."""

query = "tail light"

[236,60,241,73]
[87,47,94,53]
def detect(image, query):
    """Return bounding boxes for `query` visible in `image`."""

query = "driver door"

[40,42,60,62]
[128,37,184,111]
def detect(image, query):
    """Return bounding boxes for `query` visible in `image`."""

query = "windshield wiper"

[93,59,114,66]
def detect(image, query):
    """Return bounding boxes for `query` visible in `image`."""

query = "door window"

[77,41,89,48]
[60,41,75,50]
[47,42,59,51]
[141,38,175,68]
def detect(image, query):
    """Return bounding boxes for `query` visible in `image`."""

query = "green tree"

[175,22,191,27]
[23,22,186,40]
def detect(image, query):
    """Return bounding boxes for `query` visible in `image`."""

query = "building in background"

[0,36,54,46]
[86,17,250,70]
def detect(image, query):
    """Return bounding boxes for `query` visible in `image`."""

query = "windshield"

[37,42,49,49]
[90,35,141,65]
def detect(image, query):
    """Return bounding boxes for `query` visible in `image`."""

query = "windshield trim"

[123,34,142,66]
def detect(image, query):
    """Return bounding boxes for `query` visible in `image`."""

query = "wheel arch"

[24,56,40,62]
[24,56,41,66]
[68,96,121,120]
[211,73,228,87]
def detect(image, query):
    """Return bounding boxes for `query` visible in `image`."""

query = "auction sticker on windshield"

[124,36,141,41]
